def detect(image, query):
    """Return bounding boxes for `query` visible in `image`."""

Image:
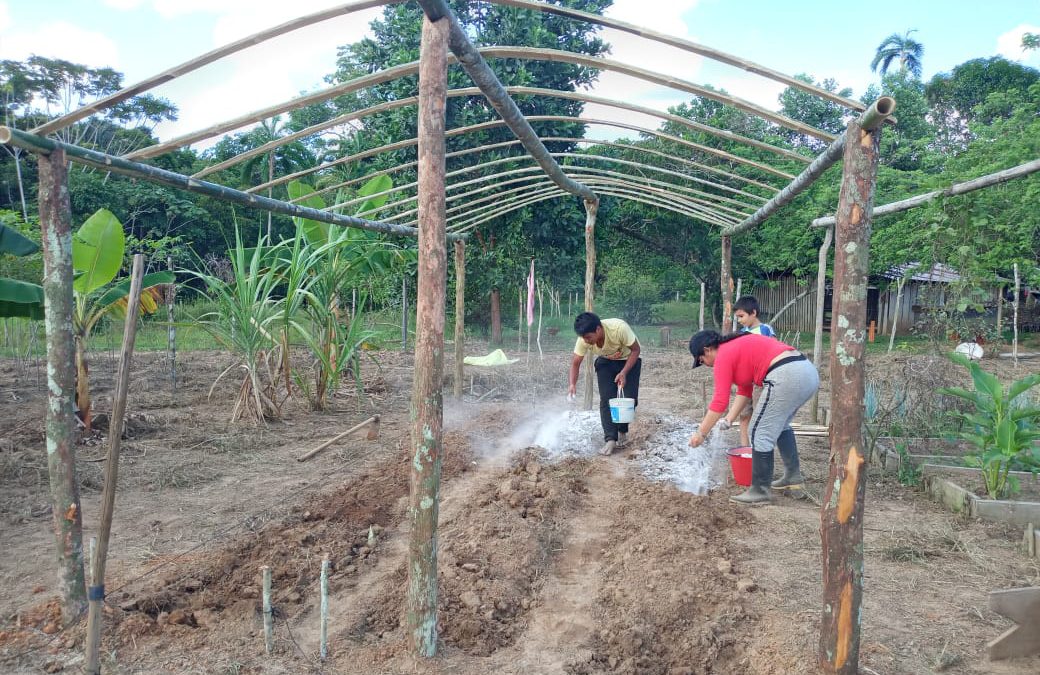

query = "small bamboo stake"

[454,240,465,399]
[887,277,906,353]
[262,566,273,654]
[1013,263,1020,365]
[297,415,380,462]
[85,255,145,674]
[401,276,408,351]
[167,255,177,394]
[319,556,330,661]
[536,280,544,360]
[518,289,523,349]
[699,281,705,331]
[583,199,598,411]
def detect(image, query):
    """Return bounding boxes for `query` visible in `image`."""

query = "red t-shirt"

[708,334,795,412]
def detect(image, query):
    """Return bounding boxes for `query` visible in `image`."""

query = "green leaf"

[0,278,44,319]
[968,365,1003,404]
[1009,373,1040,402]
[287,181,328,246]
[72,209,125,294]
[353,174,393,218]
[95,271,175,310]
[0,222,39,256]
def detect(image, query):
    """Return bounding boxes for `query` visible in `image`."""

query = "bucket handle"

[617,386,625,399]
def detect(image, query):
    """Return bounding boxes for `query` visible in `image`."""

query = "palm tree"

[871,30,924,78]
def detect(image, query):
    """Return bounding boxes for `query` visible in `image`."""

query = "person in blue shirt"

[734,295,774,337]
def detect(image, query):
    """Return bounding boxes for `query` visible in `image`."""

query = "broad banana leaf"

[0,278,44,319]
[288,181,329,246]
[0,223,39,256]
[95,271,175,314]
[353,174,393,218]
[72,209,125,295]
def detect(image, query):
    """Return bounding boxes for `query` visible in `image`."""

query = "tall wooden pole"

[167,255,177,394]
[453,240,465,399]
[401,275,408,351]
[720,235,733,332]
[699,280,705,330]
[407,13,448,658]
[887,276,906,353]
[583,198,598,410]
[819,109,888,675]
[810,225,833,423]
[85,254,145,675]
[38,147,87,624]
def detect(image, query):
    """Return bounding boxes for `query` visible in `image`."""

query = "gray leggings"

[749,357,820,454]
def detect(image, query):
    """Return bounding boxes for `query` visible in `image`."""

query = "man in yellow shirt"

[567,312,642,456]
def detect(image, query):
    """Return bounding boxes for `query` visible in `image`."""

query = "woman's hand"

[689,430,705,448]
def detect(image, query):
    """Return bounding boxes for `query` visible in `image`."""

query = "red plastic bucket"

[726,447,753,486]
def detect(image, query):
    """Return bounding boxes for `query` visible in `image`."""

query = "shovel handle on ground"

[297,415,380,462]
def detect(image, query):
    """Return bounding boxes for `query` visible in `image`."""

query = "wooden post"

[536,280,543,359]
[406,13,448,658]
[454,240,465,399]
[490,287,501,345]
[401,275,408,351]
[810,225,833,424]
[38,147,87,624]
[867,320,876,343]
[1013,263,1019,365]
[699,281,705,330]
[167,255,177,394]
[85,254,145,675]
[517,289,523,348]
[262,566,273,654]
[319,556,330,661]
[583,198,598,410]
[734,277,743,327]
[819,109,886,675]
[995,285,1004,334]
[660,326,671,347]
[720,235,733,332]
[887,276,906,353]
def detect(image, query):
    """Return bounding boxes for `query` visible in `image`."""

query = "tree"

[1023,33,1039,51]
[778,74,855,151]
[870,30,924,78]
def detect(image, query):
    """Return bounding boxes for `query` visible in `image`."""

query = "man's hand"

[689,430,705,448]
[567,382,577,397]
[614,372,626,389]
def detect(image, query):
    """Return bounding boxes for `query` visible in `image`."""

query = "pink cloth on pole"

[526,259,535,327]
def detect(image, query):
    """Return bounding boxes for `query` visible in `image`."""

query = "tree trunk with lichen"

[38,147,87,624]
[720,235,733,332]
[406,14,448,658]
[819,116,882,674]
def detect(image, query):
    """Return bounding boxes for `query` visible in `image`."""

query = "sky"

[1,0,1038,147]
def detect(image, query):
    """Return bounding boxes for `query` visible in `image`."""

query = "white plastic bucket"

[609,387,636,423]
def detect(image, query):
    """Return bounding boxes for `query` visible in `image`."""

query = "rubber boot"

[771,429,805,489]
[730,450,773,504]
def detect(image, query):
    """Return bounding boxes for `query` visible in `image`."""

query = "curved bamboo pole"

[32,0,403,137]
[197,84,806,179]
[561,171,746,220]
[322,151,760,215]
[564,175,742,223]
[487,0,866,113]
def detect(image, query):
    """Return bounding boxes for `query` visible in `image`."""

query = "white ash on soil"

[636,417,730,495]
[486,406,602,462]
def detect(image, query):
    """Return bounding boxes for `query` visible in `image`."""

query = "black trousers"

[594,357,642,441]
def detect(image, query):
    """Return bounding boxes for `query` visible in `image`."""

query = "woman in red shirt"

[687,330,819,504]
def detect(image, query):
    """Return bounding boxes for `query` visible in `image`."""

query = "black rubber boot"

[771,428,805,489]
[730,450,773,504]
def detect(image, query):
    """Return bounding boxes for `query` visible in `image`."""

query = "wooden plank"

[925,475,974,514]
[973,499,1040,528]
[987,587,1040,660]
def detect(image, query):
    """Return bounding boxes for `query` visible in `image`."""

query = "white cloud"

[996,23,1040,66]
[103,0,146,10]
[0,2,10,33]
[605,0,699,36]
[0,21,121,70]
[711,74,785,112]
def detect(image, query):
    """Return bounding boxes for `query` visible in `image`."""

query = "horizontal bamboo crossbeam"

[721,97,895,236]
[0,126,446,240]
[418,0,597,204]
[811,157,1040,227]
[31,0,402,137]
[487,0,867,114]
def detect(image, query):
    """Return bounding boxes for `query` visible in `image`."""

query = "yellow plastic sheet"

[463,348,519,367]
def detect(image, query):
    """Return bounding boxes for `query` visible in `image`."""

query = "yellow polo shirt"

[574,318,638,360]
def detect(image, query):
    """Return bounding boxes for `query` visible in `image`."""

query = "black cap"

[688,330,717,368]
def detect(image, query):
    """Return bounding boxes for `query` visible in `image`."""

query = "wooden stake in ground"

[262,566,273,654]
[810,225,833,423]
[699,280,705,331]
[733,277,742,326]
[320,556,330,661]
[167,255,177,394]
[454,240,465,399]
[720,235,733,332]
[536,279,544,359]
[819,97,893,675]
[583,198,598,410]
[85,254,146,675]
[887,276,906,353]
[406,13,448,658]
[1013,263,1019,365]
[38,146,87,624]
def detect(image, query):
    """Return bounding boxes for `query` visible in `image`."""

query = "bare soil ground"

[1,341,1039,674]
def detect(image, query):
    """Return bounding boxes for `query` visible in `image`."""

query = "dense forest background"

[2,0,1038,334]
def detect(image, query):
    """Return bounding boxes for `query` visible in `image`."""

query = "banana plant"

[72,209,174,430]
[0,220,44,319]
[941,352,1040,499]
